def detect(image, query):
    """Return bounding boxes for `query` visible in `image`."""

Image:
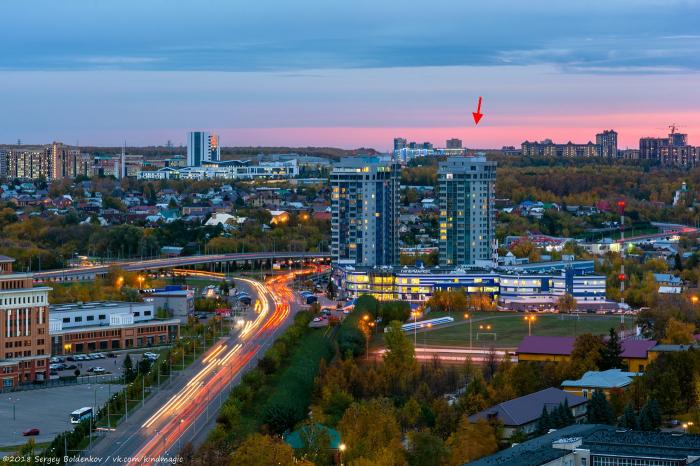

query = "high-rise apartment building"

[0,256,51,389]
[438,156,496,267]
[330,157,400,267]
[393,137,408,151]
[446,138,463,149]
[595,130,618,158]
[1,142,84,181]
[187,131,220,167]
[639,129,697,167]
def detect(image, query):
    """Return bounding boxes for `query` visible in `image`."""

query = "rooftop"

[517,336,657,359]
[469,387,586,427]
[561,369,639,389]
[49,301,149,313]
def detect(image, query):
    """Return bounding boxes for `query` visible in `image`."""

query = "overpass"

[33,252,330,283]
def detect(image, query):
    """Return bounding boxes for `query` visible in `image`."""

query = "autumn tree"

[662,317,695,344]
[338,398,405,465]
[557,293,577,314]
[445,417,498,466]
[229,434,296,466]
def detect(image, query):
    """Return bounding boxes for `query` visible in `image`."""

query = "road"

[33,252,329,282]
[81,271,303,465]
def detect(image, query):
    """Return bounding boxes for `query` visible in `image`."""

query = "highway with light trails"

[84,270,308,465]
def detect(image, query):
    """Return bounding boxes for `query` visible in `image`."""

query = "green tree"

[620,403,639,429]
[123,354,136,383]
[537,406,551,434]
[383,321,418,395]
[408,430,448,466]
[599,328,624,370]
[587,391,615,425]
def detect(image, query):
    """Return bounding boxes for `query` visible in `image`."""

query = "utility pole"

[617,200,626,336]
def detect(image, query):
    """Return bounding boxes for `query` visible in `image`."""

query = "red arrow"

[472,96,484,125]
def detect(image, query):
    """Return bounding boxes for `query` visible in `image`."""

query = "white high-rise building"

[187,132,221,167]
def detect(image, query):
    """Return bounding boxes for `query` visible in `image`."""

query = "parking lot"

[50,349,165,379]
[0,383,123,447]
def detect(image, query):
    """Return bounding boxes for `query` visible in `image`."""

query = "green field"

[414,312,634,348]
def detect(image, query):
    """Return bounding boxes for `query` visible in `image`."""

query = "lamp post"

[412,311,420,348]
[464,313,472,350]
[339,443,346,466]
[524,314,536,336]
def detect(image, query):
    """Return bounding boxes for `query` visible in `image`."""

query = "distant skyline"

[2,0,700,150]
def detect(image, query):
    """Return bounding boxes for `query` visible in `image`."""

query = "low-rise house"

[561,369,639,399]
[469,387,587,440]
[653,273,683,294]
[517,335,658,372]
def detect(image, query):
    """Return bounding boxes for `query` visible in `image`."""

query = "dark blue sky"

[2,0,700,148]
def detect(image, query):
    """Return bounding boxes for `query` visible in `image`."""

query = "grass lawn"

[414,312,635,348]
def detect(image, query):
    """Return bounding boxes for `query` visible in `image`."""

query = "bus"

[70,407,93,424]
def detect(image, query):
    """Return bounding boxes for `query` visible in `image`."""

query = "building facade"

[438,156,496,267]
[330,157,400,267]
[595,130,618,158]
[49,301,180,355]
[335,260,608,306]
[187,131,220,167]
[0,256,51,389]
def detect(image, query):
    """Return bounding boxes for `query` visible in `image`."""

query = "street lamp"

[137,276,145,290]
[464,313,473,350]
[411,311,420,348]
[692,296,699,305]
[524,314,536,336]
[339,443,346,466]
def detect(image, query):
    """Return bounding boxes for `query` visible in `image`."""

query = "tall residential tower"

[187,131,221,167]
[330,157,400,267]
[438,156,497,267]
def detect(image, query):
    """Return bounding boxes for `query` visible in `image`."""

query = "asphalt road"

[72,273,300,465]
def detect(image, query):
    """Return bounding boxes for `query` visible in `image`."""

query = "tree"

[338,398,404,464]
[445,417,498,465]
[557,293,577,314]
[662,317,695,344]
[123,354,136,383]
[587,391,615,425]
[383,321,418,395]
[230,434,296,466]
[326,279,336,300]
[408,430,448,466]
[566,333,604,378]
[619,403,638,429]
[381,301,411,324]
[537,406,551,434]
[599,328,624,370]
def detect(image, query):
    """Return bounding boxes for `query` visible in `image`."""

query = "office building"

[0,255,51,389]
[330,157,400,267]
[334,259,610,307]
[49,301,180,355]
[438,156,496,267]
[446,138,463,149]
[187,131,221,166]
[595,130,618,158]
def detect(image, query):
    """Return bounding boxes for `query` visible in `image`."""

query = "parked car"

[88,367,106,374]
[50,357,64,364]
[66,356,76,362]
[144,352,158,361]
[107,352,117,358]
[23,428,40,436]
[65,364,77,370]
[94,353,106,359]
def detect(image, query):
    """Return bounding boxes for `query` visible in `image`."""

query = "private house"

[469,387,587,441]
[516,336,658,372]
[653,273,683,294]
[561,369,639,399]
